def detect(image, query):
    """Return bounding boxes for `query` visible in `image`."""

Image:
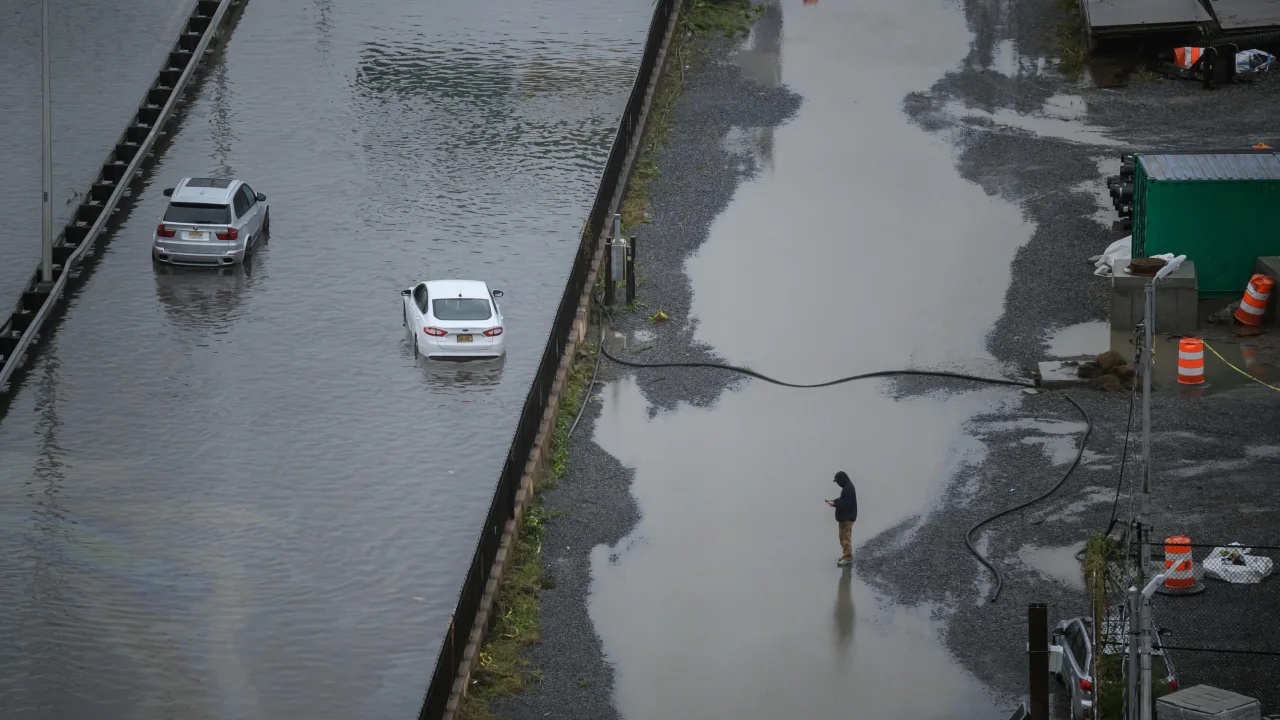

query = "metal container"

[1132,153,1280,297]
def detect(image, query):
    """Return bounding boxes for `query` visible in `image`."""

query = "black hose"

[599,343,1036,390]
[596,331,1094,603]
[964,393,1092,603]
[567,324,606,440]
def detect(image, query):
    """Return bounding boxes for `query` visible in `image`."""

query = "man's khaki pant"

[838,520,854,560]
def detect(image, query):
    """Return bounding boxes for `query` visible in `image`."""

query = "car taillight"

[1079,678,1093,693]
[215,227,238,241]
[156,224,175,238]
[424,327,447,337]
[483,327,503,337]
[1168,679,1179,691]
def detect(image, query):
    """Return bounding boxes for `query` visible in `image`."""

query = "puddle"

[1017,542,1086,591]
[589,377,1004,719]
[1046,320,1110,358]
[581,0,1127,715]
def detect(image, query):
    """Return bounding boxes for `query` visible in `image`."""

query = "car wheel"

[263,210,270,240]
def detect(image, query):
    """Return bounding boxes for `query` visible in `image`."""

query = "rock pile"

[1076,350,1135,392]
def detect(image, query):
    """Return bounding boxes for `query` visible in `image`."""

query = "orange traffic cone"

[1158,536,1204,595]
[1177,338,1205,385]
[1235,274,1274,326]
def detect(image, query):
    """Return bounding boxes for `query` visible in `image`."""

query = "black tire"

[263,210,271,242]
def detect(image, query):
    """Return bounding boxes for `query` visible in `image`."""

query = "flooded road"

[581,0,1062,716]
[0,0,651,717]
[0,0,197,300]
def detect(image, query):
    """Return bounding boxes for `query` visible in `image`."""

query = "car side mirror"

[492,290,504,297]
[256,192,267,202]
[401,289,411,296]
[162,188,174,197]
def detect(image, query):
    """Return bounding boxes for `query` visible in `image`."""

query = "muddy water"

[0,0,652,717]
[580,0,1071,716]
[0,0,197,300]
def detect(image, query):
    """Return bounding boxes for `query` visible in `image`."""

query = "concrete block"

[1110,258,1199,335]
[1255,256,1280,325]
[1036,360,1093,389]
[1157,684,1261,720]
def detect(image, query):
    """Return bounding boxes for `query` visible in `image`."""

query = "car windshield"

[433,298,492,321]
[164,202,231,225]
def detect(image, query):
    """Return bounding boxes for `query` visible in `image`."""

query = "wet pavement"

[0,0,652,717]
[504,0,1280,717]
[0,0,197,300]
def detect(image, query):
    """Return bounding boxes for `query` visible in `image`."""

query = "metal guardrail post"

[625,235,636,305]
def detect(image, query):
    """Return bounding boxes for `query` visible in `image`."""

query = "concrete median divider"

[415,1,683,718]
[0,0,250,402]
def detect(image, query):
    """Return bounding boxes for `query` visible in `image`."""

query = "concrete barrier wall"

[416,1,683,718]
[0,0,249,401]
[0,0,198,300]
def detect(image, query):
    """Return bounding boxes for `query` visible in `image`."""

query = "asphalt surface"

[499,0,1280,717]
[0,0,653,717]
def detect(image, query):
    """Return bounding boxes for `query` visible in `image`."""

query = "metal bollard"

[604,246,615,307]
[625,235,637,305]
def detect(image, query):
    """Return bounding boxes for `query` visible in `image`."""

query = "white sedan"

[402,279,506,360]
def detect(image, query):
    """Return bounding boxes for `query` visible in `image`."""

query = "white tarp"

[1089,237,1176,277]
[1202,543,1274,584]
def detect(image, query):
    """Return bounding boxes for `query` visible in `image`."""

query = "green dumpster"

[1132,153,1280,297]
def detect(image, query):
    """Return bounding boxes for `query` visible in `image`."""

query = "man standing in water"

[825,471,857,567]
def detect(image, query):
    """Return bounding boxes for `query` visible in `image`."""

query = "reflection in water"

[834,566,855,654]
[152,264,251,333]
[415,352,506,394]
[731,0,783,173]
[207,49,237,179]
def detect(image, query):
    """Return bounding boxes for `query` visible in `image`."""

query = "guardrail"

[415,0,681,717]
[0,0,245,398]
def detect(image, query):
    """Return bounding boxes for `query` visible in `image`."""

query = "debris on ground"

[1237,49,1276,79]
[1208,301,1242,325]
[1077,350,1135,392]
[1204,543,1275,584]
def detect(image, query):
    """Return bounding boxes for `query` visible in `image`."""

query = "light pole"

[1130,254,1185,720]
[40,0,54,285]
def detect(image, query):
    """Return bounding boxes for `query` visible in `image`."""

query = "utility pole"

[40,0,54,285]
[1131,256,1184,720]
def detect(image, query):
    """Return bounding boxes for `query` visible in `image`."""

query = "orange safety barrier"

[1177,338,1205,385]
[1174,46,1204,69]
[1235,274,1274,326]
[1163,536,1196,590]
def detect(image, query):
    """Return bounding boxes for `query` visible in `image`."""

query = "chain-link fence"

[1086,536,1280,717]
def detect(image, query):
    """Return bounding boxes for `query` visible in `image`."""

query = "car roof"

[425,280,491,298]
[170,177,240,204]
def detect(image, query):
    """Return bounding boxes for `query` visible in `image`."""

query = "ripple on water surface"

[0,0,651,717]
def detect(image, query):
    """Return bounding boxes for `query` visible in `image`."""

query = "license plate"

[186,231,205,239]
[457,334,473,343]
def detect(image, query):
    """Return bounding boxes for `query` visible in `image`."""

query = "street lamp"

[41,0,54,285]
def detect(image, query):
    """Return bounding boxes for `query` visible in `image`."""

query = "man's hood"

[833,471,852,489]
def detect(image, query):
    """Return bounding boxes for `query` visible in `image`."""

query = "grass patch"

[1054,0,1087,80]
[619,0,763,234]
[453,340,599,720]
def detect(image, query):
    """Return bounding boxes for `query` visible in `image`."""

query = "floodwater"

[0,0,651,717]
[0,0,196,300]
[581,0,1083,716]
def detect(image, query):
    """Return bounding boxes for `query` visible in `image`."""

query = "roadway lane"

[0,0,196,301]
[0,0,651,717]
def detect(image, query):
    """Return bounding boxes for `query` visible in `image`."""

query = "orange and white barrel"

[1234,274,1274,326]
[1177,338,1205,385]
[1163,536,1196,591]
[1174,46,1204,69]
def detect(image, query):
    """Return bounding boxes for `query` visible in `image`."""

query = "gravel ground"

[501,1,1280,716]
[497,30,802,720]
